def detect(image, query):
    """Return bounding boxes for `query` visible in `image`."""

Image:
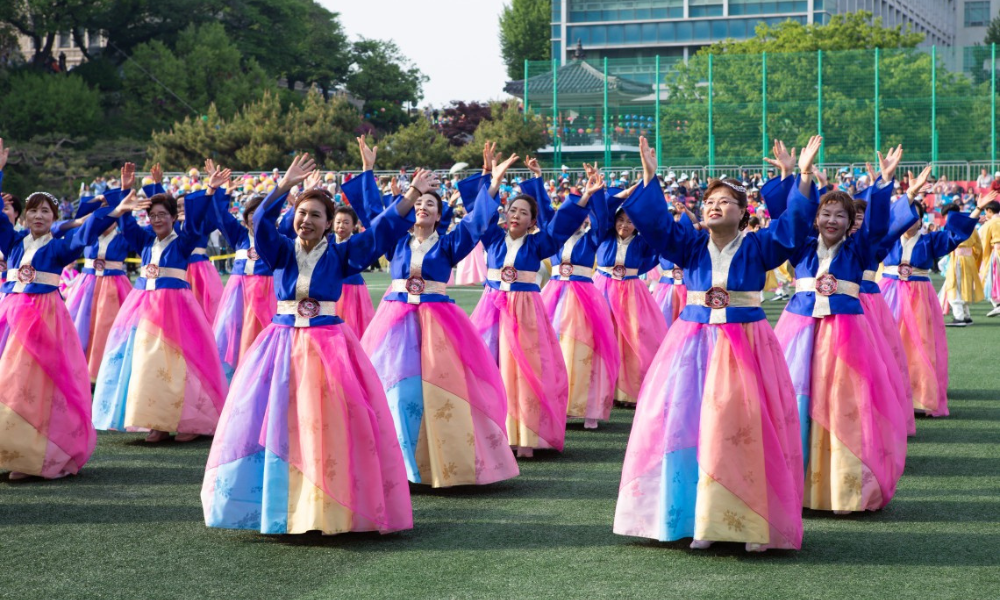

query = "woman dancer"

[938,204,984,326]
[91,163,228,443]
[361,142,520,487]
[540,165,620,430]
[209,166,277,382]
[977,194,1000,317]
[879,188,983,418]
[774,146,908,514]
[64,172,138,383]
[614,136,820,552]
[0,138,97,480]
[592,171,666,408]
[203,153,413,535]
[470,154,590,458]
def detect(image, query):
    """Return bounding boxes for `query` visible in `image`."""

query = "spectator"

[977,168,995,193]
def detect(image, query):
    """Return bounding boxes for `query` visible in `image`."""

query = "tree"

[454,101,546,165]
[120,22,275,135]
[0,71,102,139]
[0,0,110,66]
[986,12,1000,46]
[148,90,363,171]
[499,0,551,80]
[347,38,427,132]
[657,12,989,165]
[377,118,454,170]
[435,101,493,146]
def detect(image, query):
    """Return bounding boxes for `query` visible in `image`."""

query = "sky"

[322,0,513,108]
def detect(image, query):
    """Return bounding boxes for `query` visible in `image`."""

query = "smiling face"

[506,198,536,238]
[24,196,55,237]
[816,202,850,245]
[615,210,636,239]
[414,193,440,230]
[294,198,331,244]
[332,211,356,240]
[701,186,745,231]
[147,202,175,239]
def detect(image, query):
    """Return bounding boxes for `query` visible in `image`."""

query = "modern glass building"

[551,0,975,81]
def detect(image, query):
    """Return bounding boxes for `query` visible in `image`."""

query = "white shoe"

[987,306,1000,318]
[689,539,713,550]
[745,543,767,552]
[584,418,599,429]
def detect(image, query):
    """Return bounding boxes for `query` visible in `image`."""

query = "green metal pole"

[708,54,715,174]
[931,46,938,168]
[523,59,528,123]
[817,50,824,165]
[762,52,768,172]
[552,58,560,169]
[992,43,996,170]
[655,54,662,165]
[603,57,611,168]
[874,47,880,154]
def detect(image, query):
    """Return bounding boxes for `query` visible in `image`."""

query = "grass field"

[2,272,998,600]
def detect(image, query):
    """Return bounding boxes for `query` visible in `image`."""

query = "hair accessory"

[721,180,747,194]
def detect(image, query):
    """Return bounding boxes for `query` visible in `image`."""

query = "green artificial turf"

[2,272,998,599]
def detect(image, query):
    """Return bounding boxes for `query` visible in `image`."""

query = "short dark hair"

[4,193,23,218]
[334,205,359,227]
[149,193,178,218]
[242,194,266,224]
[704,178,750,230]
[817,190,857,231]
[985,201,1000,214]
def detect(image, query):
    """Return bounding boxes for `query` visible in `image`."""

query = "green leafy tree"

[148,90,362,171]
[658,12,989,165]
[0,71,102,139]
[377,118,454,170]
[454,101,546,165]
[120,22,275,135]
[986,12,1000,46]
[499,0,551,80]
[347,38,427,132]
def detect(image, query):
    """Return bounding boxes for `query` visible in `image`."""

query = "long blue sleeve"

[442,185,501,264]
[253,190,295,271]
[927,212,977,260]
[760,175,793,219]
[212,192,247,248]
[518,177,555,231]
[622,179,706,268]
[537,198,590,257]
[341,171,381,230]
[340,198,415,277]
[0,177,17,258]
[757,176,819,270]
[457,173,490,213]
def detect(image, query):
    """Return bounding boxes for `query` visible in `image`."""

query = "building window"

[58,31,72,48]
[965,1,990,27]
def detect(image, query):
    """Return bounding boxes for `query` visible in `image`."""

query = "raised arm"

[442,185,501,263]
[627,137,704,267]
[521,156,555,229]
[757,175,820,270]
[340,196,415,277]
[108,189,154,252]
[253,154,316,270]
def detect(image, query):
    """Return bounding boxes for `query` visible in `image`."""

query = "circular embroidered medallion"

[671,267,683,281]
[247,247,259,261]
[704,286,731,309]
[500,266,518,284]
[297,298,320,319]
[93,259,106,272]
[405,276,426,295]
[612,265,627,279]
[16,264,36,284]
[144,264,160,279]
[897,262,913,280]
[815,273,839,296]
[559,263,574,278]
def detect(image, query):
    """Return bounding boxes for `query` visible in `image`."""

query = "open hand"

[357,136,377,171]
